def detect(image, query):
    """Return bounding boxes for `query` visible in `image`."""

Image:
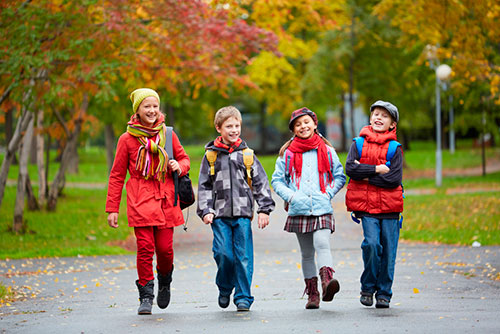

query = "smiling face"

[216,116,241,145]
[292,114,317,139]
[136,96,160,127]
[370,107,396,133]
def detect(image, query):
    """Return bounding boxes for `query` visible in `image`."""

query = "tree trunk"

[29,126,38,164]
[348,13,356,140]
[25,174,39,211]
[47,95,88,211]
[66,141,79,174]
[259,102,267,154]
[13,117,35,233]
[0,110,34,208]
[340,91,347,152]
[5,107,14,148]
[36,109,46,206]
[166,103,175,127]
[481,108,486,176]
[0,69,43,208]
[104,123,116,175]
[45,134,51,198]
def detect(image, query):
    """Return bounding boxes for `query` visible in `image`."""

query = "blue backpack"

[354,137,401,167]
[351,137,404,227]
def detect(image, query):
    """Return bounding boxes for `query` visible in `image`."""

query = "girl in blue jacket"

[272,108,346,309]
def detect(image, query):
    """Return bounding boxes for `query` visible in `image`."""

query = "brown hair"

[278,131,333,157]
[214,106,242,129]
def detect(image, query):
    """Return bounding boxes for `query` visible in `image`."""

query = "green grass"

[403,172,500,190]
[402,191,500,246]
[403,147,500,170]
[0,187,132,259]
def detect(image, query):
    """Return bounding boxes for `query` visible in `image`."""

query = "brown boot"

[319,266,340,302]
[303,277,320,309]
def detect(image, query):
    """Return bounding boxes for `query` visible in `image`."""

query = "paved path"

[1,191,499,333]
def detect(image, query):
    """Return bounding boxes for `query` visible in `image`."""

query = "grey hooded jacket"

[197,140,275,220]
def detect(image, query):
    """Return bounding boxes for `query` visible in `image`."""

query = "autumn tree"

[0,0,277,230]
[374,0,500,142]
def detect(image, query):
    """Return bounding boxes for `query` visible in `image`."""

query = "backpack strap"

[354,137,364,159]
[284,149,293,181]
[206,150,218,176]
[386,140,401,166]
[164,126,174,161]
[164,126,180,207]
[242,148,254,188]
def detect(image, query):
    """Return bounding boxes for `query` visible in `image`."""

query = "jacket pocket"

[288,191,310,215]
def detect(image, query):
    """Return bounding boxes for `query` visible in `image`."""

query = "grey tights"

[295,229,333,279]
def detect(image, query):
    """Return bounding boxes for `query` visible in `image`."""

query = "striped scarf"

[126,114,168,181]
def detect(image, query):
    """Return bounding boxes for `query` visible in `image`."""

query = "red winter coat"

[105,130,190,228]
[345,126,403,214]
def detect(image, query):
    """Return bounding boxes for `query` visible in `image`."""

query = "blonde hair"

[278,131,334,157]
[214,106,242,128]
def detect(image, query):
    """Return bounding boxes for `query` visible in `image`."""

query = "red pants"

[134,226,174,286]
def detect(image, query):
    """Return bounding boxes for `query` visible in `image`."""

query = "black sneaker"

[360,293,373,307]
[236,302,250,312]
[218,294,230,309]
[375,298,390,308]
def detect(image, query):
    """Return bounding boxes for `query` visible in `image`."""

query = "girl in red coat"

[106,88,190,315]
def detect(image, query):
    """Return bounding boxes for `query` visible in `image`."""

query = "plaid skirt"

[284,214,335,234]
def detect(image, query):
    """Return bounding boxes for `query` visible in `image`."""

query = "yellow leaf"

[413,288,420,294]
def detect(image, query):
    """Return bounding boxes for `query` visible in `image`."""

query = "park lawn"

[0,187,132,259]
[401,191,500,246]
[403,172,500,190]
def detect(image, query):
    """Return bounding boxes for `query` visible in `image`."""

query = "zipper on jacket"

[228,152,234,216]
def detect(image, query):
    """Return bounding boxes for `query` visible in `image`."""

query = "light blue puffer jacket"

[271,146,346,217]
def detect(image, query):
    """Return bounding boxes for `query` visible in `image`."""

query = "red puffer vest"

[346,126,403,214]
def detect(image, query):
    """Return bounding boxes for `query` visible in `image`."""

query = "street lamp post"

[435,64,452,187]
[425,45,452,187]
[449,91,455,154]
[434,72,443,187]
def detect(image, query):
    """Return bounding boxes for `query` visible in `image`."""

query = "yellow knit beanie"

[129,88,160,113]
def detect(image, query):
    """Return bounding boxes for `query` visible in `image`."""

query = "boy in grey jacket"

[197,106,275,311]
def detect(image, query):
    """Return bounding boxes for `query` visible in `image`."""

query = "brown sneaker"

[319,266,340,302]
[304,277,320,309]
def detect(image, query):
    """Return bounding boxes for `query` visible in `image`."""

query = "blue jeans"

[360,216,400,301]
[211,217,254,306]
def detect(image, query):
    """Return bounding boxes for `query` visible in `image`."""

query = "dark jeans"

[211,217,254,306]
[360,216,400,301]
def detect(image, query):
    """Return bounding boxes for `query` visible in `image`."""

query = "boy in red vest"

[345,100,403,309]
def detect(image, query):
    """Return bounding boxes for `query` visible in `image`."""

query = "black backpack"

[164,126,195,210]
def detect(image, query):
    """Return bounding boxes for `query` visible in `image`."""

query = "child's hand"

[257,213,269,229]
[203,213,214,225]
[375,164,390,174]
[107,212,119,228]
[168,160,182,174]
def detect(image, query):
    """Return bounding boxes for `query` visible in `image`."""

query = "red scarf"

[287,134,333,193]
[214,136,242,153]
